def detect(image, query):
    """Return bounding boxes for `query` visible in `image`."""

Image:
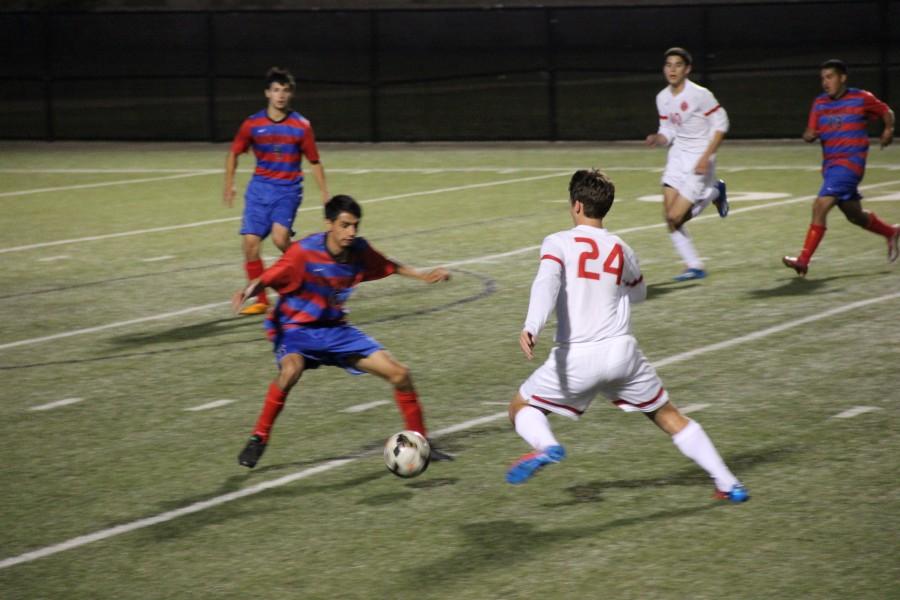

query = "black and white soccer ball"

[383,430,431,478]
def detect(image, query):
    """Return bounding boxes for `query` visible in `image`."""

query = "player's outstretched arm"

[309,161,329,204]
[232,278,263,313]
[880,109,895,148]
[395,264,451,284]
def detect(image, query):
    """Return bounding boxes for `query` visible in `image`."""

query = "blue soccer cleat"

[713,179,729,217]
[506,444,566,484]
[673,268,706,282]
[714,483,750,503]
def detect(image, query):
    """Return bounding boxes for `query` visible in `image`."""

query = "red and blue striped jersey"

[230,110,321,185]
[260,233,396,332]
[807,88,890,176]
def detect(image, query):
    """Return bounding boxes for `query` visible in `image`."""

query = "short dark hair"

[664,47,692,66]
[265,66,295,90]
[820,59,848,75]
[325,194,362,221]
[569,170,615,219]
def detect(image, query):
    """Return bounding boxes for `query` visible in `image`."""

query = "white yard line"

[0,171,215,199]
[28,397,84,412]
[0,171,570,255]
[140,255,175,262]
[830,406,883,419]
[341,400,391,413]
[3,288,897,569]
[679,403,711,414]
[184,399,236,412]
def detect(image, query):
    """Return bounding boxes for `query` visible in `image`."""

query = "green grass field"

[1,141,898,599]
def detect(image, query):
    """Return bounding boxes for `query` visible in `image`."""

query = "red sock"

[865,213,896,238]
[797,224,827,264]
[394,389,427,436]
[252,382,287,442]
[245,259,268,305]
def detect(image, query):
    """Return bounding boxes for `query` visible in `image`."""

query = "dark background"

[2,1,898,141]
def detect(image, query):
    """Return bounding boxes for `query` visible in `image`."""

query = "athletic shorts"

[271,324,382,375]
[241,178,303,238]
[661,146,716,203]
[819,166,862,203]
[519,335,669,420]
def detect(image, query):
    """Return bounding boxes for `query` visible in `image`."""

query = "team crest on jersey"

[680,101,689,112]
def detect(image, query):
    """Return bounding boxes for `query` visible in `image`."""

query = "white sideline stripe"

[830,406,883,419]
[28,397,84,411]
[653,291,900,369]
[0,302,229,351]
[0,171,570,255]
[342,400,391,413]
[140,255,175,263]
[37,255,70,262]
[679,403,711,414]
[184,399,235,412]
[3,289,899,570]
[0,171,215,199]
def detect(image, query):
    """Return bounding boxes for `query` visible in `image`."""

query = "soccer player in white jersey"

[645,47,730,281]
[504,169,748,503]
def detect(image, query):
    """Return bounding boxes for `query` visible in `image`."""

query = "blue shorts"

[241,178,303,238]
[819,166,862,203]
[272,324,382,375]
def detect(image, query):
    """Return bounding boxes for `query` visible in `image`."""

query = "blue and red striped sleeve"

[260,243,306,294]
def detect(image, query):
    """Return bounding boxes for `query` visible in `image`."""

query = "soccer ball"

[383,430,431,478]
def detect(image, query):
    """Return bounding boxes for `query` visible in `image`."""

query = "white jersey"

[656,79,729,155]
[524,225,645,345]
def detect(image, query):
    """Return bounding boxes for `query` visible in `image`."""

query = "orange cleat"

[239,302,269,316]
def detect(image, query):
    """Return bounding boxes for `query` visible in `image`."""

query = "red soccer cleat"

[782,256,808,277]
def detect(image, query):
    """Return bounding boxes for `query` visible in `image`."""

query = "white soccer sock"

[672,419,739,492]
[669,228,703,270]
[691,187,719,218]
[514,406,560,451]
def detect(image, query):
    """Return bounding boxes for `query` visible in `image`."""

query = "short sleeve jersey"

[527,225,643,344]
[230,110,321,186]
[807,88,890,177]
[260,233,396,333]
[656,79,729,154]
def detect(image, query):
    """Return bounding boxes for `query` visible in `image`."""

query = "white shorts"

[518,335,669,420]
[661,146,716,203]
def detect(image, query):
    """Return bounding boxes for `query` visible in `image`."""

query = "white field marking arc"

[830,406,883,419]
[341,400,391,413]
[184,399,236,412]
[36,255,71,262]
[0,171,216,199]
[0,171,571,255]
[28,397,84,411]
[3,289,899,570]
[3,179,900,351]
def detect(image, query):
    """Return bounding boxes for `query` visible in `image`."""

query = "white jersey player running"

[505,169,748,503]
[646,47,730,282]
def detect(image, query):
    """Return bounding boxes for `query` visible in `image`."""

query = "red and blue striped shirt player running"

[232,195,453,468]
[783,59,897,276]
[223,67,329,314]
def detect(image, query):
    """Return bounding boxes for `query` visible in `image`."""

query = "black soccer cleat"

[238,434,267,468]
[427,439,455,462]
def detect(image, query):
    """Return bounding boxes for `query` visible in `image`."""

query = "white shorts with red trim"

[519,335,668,420]
[661,146,717,203]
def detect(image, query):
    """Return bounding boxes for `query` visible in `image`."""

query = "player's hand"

[519,330,536,360]
[880,129,894,149]
[694,155,711,175]
[223,186,236,208]
[231,289,247,313]
[802,128,819,143]
[322,191,331,205]
[422,267,451,283]
[645,134,661,148]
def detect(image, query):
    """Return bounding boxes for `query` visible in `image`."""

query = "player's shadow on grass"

[109,315,263,347]
[543,444,798,508]
[646,280,702,300]
[747,272,875,298]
